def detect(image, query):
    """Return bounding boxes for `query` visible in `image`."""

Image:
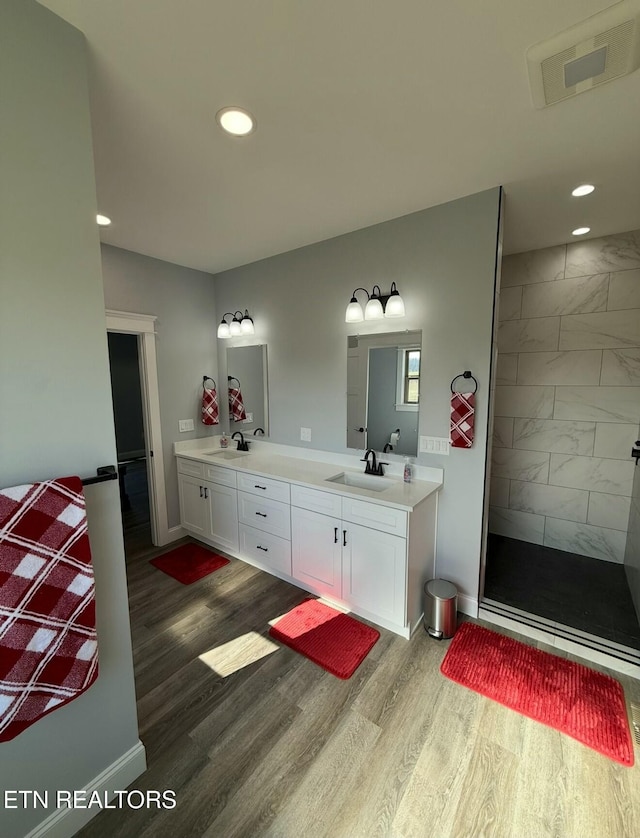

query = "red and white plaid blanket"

[228,386,247,422]
[450,391,476,448]
[0,476,98,742]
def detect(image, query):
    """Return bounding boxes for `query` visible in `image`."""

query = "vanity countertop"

[176,445,441,512]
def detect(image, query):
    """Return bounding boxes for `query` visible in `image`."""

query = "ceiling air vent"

[527,0,640,107]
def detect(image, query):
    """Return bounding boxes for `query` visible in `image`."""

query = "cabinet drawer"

[342,497,407,537]
[237,472,290,503]
[238,491,291,539]
[204,464,237,488]
[177,457,204,478]
[239,525,291,576]
[290,484,342,517]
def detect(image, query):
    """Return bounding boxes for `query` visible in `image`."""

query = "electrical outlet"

[419,435,450,455]
[179,419,194,432]
[300,427,312,442]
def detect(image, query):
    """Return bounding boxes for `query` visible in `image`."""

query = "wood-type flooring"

[75,539,640,838]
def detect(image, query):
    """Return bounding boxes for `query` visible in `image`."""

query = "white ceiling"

[38,0,640,273]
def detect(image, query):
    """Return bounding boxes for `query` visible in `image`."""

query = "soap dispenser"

[220,432,229,449]
[403,457,413,483]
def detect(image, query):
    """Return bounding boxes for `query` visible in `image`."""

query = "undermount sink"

[201,449,249,460]
[325,472,394,492]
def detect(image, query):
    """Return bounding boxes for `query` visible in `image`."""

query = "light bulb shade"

[217,321,230,338]
[364,297,384,320]
[240,313,255,334]
[345,298,364,323]
[384,291,405,317]
[229,319,242,336]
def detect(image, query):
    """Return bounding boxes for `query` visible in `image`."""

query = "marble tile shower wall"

[490,229,640,563]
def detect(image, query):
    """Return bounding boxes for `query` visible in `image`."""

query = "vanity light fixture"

[572,226,591,236]
[345,283,406,323]
[96,214,111,226]
[217,310,255,338]
[571,184,595,197]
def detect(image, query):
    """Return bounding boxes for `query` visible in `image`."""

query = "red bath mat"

[150,543,230,584]
[441,622,634,766]
[269,598,380,679]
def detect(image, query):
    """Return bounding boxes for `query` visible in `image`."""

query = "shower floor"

[484,534,640,652]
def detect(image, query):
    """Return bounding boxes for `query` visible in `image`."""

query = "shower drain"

[630,702,640,745]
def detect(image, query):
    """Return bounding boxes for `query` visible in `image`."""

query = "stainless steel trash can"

[424,579,458,639]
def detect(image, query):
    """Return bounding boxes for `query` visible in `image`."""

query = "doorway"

[105,309,170,554]
[107,332,152,558]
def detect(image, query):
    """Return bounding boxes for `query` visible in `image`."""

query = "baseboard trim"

[457,593,478,618]
[163,525,186,545]
[25,740,146,838]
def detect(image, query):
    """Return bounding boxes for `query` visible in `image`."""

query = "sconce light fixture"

[217,309,255,338]
[345,283,405,323]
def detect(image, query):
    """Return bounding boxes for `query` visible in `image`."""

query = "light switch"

[420,435,450,455]
[179,419,194,432]
[300,427,312,442]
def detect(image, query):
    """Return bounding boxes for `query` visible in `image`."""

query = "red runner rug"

[269,598,380,679]
[150,543,229,584]
[441,622,634,766]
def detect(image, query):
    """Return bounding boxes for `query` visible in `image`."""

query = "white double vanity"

[175,439,442,638]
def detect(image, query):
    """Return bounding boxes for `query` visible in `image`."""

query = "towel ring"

[202,375,217,389]
[450,370,478,394]
[228,376,241,387]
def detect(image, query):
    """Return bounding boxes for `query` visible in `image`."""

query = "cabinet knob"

[256,511,267,517]
[343,529,347,547]
[334,527,338,544]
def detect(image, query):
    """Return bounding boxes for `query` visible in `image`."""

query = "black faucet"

[253,427,265,436]
[231,431,250,451]
[383,442,393,453]
[361,448,388,476]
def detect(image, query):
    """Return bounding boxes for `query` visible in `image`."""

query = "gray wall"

[214,189,502,602]
[490,229,640,563]
[101,244,218,529]
[0,3,140,836]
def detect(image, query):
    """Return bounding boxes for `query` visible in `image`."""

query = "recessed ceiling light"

[572,227,591,236]
[96,214,111,226]
[571,184,595,197]
[216,106,256,137]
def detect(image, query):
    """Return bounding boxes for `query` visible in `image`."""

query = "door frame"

[106,309,170,546]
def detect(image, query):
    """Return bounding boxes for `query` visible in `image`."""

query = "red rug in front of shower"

[269,598,380,679]
[440,622,634,765]
[150,543,229,584]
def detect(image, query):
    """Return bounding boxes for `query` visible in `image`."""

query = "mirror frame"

[222,343,269,436]
[347,330,422,456]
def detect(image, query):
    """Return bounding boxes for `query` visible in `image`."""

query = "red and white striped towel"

[228,386,247,422]
[202,384,219,425]
[0,476,98,742]
[450,392,476,448]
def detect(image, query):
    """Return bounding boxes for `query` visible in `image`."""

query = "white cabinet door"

[178,473,207,536]
[204,480,239,553]
[291,507,342,598]
[342,523,406,626]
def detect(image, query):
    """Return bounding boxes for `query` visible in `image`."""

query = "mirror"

[347,331,421,456]
[225,344,269,436]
